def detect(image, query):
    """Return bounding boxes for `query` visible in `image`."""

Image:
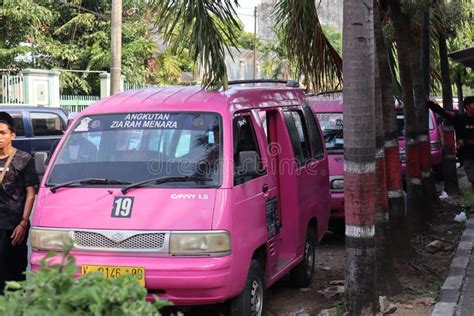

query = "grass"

[334,299,350,316]
[460,188,474,207]
[453,221,467,235]
[429,280,443,301]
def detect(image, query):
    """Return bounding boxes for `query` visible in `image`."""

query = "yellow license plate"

[81,265,145,287]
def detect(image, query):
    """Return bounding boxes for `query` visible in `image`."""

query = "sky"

[235,0,262,32]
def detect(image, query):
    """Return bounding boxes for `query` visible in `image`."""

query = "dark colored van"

[1,106,67,155]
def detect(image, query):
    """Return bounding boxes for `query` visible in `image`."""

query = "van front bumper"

[30,251,235,305]
[330,191,344,219]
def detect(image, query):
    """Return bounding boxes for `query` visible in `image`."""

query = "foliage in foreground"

[0,251,171,316]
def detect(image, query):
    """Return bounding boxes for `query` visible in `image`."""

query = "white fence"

[123,82,160,91]
[1,69,161,109]
[1,73,24,104]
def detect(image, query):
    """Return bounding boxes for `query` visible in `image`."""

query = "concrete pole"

[253,6,257,81]
[111,0,122,95]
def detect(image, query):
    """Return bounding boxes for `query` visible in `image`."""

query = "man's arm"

[11,186,35,246]
[427,100,457,123]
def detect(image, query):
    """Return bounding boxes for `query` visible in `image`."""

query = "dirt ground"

[170,171,470,316]
[173,194,468,316]
[264,195,468,316]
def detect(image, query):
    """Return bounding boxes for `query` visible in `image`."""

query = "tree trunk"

[439,30,460,194]
[373,1,403,295]
[343,1,377,314]
[376,0,414,260]
[416,5,436,220]
[390,0,424,234]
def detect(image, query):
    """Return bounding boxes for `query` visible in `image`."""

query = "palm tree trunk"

[415,5,435,221]
[390,0,424,234]
[343,1,376,314]
[439,30,460,194]
[376,0,413,260]
[373,1,403,295]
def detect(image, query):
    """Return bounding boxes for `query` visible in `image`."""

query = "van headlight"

[31,228,72,251]
[330,179,344,191]
[169,231,231,256]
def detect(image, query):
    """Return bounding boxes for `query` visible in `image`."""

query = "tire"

[230,260,265,316]
[289,229,316,288]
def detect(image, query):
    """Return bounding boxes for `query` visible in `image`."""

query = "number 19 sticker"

[112,197,134,218]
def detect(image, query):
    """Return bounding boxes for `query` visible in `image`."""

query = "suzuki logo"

[109,232,126,243]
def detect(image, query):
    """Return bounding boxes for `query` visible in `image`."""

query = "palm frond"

[274,0,342,92]
[149,0,241,90]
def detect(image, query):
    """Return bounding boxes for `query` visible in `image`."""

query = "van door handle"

[262,184,269,193]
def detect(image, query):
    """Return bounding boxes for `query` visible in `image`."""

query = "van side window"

[303,107,324,159]
[283,110,311,165]
[233,115,264,185]
[31,112,64,136]
[8,112,25,137]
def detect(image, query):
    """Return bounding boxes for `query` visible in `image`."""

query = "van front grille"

[74,231,166,251]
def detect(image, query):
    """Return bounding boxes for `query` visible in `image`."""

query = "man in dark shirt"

[428,96,474,192]
[0,112,38,293]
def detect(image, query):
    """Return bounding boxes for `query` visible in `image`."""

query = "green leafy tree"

[274,0,343,92]
[0,0,178,94]
[150,0,242,91]
[0,249,172,316]
[322,24,342,56]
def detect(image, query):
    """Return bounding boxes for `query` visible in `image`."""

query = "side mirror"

[34,152,48,176]
[236,151,259,177]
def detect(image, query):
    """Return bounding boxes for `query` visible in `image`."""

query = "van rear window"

[396,113,434,137]
[47,112,222,187]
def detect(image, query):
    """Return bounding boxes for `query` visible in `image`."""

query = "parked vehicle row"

[3,85,446,314]
[307,94,444,220]
[0,106,67,156]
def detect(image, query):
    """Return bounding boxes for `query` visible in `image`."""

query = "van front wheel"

[289,229,316,288]
[230,260,265,316]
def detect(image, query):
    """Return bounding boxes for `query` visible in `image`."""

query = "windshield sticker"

[72,113,219,133]
[75,117,92,132]
[110,113,177,129]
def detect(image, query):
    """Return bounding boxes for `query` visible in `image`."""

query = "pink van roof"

[307,97,344,113]
[81,86,305,116]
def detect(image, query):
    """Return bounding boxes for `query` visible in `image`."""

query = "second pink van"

[308,96,345,219]
[308,94,443,220]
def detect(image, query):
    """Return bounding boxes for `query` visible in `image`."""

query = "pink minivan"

[396,110,443,178]
[30,82,330,314]
[308,94,443,220]
[308,96,344,219]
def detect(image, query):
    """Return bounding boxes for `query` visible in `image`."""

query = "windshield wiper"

[50,178,131,193]
[121,176,213,194]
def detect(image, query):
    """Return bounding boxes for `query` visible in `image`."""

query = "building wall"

[225,47,264,81]
[315,0,343,32]
[257,0,277,42]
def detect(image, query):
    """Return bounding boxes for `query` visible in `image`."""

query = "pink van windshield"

[47,112,222,188]
[315,112,344,153]
[396,112,434,136]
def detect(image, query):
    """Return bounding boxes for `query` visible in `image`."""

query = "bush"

[0,250,173,316]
